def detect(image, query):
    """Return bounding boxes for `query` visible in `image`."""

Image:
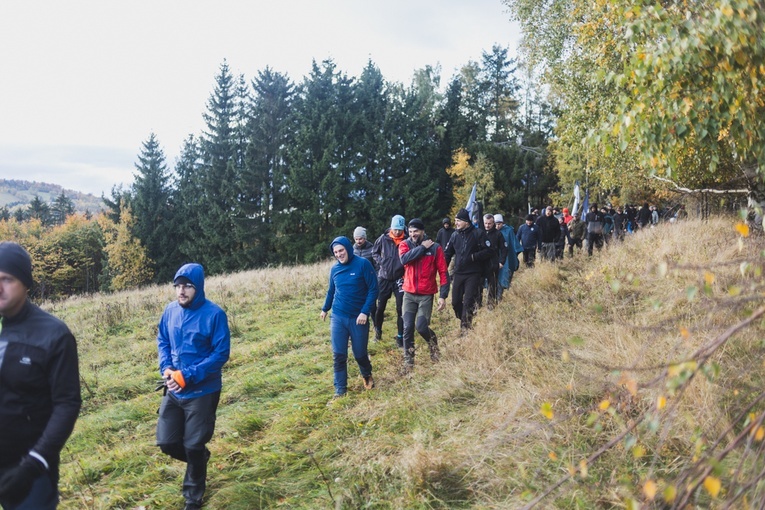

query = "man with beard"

[444,208,491,333]
[156,263,231,510]
[399,218,449,369]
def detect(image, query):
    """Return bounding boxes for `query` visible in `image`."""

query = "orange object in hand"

[170,370,186,389]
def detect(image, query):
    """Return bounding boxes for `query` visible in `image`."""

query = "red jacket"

[399,237,450,298]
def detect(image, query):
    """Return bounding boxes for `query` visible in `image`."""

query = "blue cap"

[390,215,405,230]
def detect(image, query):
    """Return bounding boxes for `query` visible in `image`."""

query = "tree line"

[2,46,555,298]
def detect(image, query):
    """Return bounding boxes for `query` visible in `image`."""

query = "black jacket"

[372,229,406,281]
[435,226,455,249]
[0,300,81,481]
[536,214,561,243]
[444,224,492,275]
[484,227,508,271]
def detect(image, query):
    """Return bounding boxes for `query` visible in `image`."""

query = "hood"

[174,263,206,308]
[330,236,354,263]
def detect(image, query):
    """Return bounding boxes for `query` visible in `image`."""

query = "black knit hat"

[456,208,471,222]
[0,242,33,289]
[408,218,425,230]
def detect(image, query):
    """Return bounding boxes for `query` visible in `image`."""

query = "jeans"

[330,314,372,395]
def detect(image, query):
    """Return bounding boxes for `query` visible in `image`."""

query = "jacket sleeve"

[436,246,450,299]
[34,331,81,466]
[181,308,231,386]
[157,310,174,374]
[361,259,378,316]
[471,230,493,262]
[321,270,336,313]
[371,236,383,268]
[497,233,508,265]
[399,240,425,265]
[444,232,456,266]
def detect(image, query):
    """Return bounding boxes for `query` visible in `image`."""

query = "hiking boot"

[395,335,404,348]
[362,375,375,390]
[428,342,440,363]
[373,328,382,342]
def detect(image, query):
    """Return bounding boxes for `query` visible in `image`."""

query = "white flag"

[572,181,581,216]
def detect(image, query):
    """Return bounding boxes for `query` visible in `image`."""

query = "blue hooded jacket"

[157,263,230,399]
[322,237,378,318]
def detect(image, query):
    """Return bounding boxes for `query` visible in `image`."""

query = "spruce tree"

[130,133,175,281]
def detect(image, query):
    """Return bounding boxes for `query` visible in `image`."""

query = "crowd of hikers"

[0,200,683,509]
[322,201,683,402]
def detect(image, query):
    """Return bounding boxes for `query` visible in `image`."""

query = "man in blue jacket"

[321,237,378,399]
[156,263,230,510]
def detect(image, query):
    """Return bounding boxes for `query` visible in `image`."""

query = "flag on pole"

[572,181,581,216]
[581,189,590,218]
[465,183,477,220]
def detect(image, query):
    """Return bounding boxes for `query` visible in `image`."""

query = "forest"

[2,0,764,302]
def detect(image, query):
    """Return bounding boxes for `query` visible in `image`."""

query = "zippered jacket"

[399,236,449,299]
[157,263,230,400]
[372,229,405,281]
[444,223,492,275]
[0,301,81,478]
[323,237,378,318]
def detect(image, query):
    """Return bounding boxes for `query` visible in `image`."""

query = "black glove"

[0,455,47,505]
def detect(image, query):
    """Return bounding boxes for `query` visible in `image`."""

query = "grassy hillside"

[48,217,765,508]
[0,179,103,213]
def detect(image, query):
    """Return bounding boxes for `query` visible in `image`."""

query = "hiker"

[494,213,521,299]
[517,214,540,267]
[444,208,491,332]
[0,242,81,510]
[156,263,231,510]
[435,217,455,251]
[321,237,378,398]
[483,213,507,308]
[568,211,586,256]
[399,218,449,369]
[372,215,407,347]
[585,204,606,256]
[535,206,560,262]
[352,226,378,331]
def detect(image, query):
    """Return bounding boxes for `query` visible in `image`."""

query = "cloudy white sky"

[0,1,520,197]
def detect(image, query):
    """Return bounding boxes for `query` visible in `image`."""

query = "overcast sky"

[0,1,520,197]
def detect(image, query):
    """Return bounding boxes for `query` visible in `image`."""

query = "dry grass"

[49,217,765,508]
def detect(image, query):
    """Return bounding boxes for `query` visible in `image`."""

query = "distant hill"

[0,179,104,214]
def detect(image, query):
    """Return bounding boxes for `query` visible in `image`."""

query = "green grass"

[49,218,765,508]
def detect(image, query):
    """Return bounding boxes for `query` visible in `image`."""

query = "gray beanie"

[353,226,367,239]
[0,242,33,289]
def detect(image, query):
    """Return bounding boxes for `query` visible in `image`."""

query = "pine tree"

[238,67,295,266]
[50,192,75,225]
[196,60,245,273]
[130,133,175,281]
[27,196,51,225]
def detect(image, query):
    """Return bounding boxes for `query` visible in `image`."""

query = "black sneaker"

[362,375,375,390]
[374,329,382,342]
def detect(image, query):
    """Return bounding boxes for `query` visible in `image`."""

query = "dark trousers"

[157,391,220,507]
[485,267,500,307]
[522,248,536,267]
[451,272,482,330]
[568,238,583,256]
[375,278,404,341]
[587,233,604,255]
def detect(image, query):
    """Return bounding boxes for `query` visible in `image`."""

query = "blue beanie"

[0,242,33,289]
[390,215,406,230]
